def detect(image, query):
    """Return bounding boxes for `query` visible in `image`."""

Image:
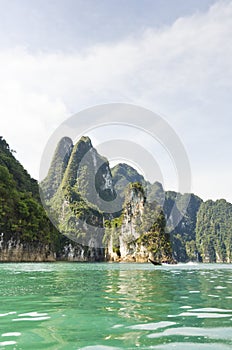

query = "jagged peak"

[40,136,74,200]
[49,136,73,164]
[79,135,92,146]
[151,181,164,191]
[111,162,145,181]
[80,135,91,142]
[71,135,93,155]
[113,162,132,169]
[112,162,141,172]
[58,136,73,146]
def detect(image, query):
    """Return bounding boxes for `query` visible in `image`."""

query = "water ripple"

[0,312,16,317]
[79,347,121,350]
[173,312,232,318]
[150,342,232,349]
[0,341,17,346]
[1,332,21,337]
[127,321,176,330]
[13,316,50,321]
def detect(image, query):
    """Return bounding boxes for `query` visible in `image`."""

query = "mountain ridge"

[1,134,231,262]
[41,135,232,263]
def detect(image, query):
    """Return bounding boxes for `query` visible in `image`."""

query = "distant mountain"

[164,191,202,262]
[196,199,232,263]
[111,163,146,208]
[111,163,165,207]
[112,162,145,187]
[111,162,232,262]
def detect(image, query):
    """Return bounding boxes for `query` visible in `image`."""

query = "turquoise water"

[0,263,232,349]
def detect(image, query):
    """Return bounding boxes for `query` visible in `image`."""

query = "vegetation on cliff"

[40,136,116,248]
[196,199,232,262]
[0,137,60,248]
[136,203,173,262]
[1,135,232,263]
[104,181,173,262]
[112,163,232,263]
[164,192,202,262]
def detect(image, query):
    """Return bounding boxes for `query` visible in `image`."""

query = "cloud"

[0,1,231,201]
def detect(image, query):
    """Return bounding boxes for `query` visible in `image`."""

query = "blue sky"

[0,0,231,202]
[0,0,216,51]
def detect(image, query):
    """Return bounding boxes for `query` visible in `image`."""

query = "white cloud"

[0,0,231,201]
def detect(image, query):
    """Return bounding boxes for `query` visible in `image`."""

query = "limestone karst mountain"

[40,136,117,259]
[112,163,232,263]
[40,136,173,262]
[104,182,174,263]
[1,134,231,262]
[41,136,73,201]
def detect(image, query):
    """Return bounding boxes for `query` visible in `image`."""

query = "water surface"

[0,263,232,349]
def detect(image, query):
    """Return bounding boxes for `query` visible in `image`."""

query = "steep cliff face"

[105,183,174,263]
[60,136,116,208]
[41,136,73,201]
[0,233,104,262]
[40,136,116,260]
[0,233,56,262]
[56,236,104,262]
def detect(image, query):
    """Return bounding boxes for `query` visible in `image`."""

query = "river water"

[0,262,232,349]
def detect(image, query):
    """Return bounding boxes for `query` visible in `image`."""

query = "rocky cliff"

[41,136,73,201]
[0,232,104,262]
[111,163,232,263]
[41,137,174,262]
[2,134,231,263]
[40,136,117,261]
[0,233,56,262]
[105,182,174,263]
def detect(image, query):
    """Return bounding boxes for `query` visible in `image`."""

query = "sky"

[0,0,231,202]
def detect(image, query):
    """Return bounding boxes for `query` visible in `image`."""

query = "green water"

[0,263,232,349]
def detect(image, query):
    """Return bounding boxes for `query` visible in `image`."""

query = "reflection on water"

[104,268,175,323]
[0,263,232,349]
